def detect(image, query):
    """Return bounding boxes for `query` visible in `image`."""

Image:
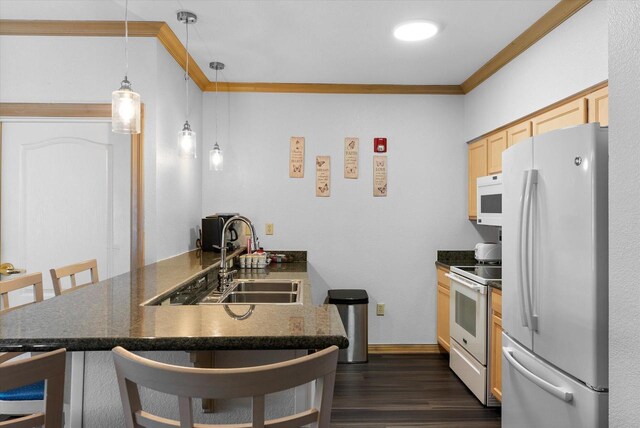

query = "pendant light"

[177,11,197,158]
[209,61,225,171]
[112,0,141,134]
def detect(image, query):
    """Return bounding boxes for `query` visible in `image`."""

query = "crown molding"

[461,0,591,93]
[1,1,593,95]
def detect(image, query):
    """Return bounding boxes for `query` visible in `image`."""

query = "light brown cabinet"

[468,139,487,219]
[532,98,587,136]
[487,130,507,174]
[587,86,608,127]
[490,288,502,402]
[507,120,532,147]
[436,265,450,352]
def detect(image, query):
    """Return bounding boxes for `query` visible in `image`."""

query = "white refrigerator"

[501,123,608,428]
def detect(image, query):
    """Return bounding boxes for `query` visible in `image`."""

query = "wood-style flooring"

[330,353,501,427]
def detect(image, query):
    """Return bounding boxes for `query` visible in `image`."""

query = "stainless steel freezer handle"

[503,346,573,402]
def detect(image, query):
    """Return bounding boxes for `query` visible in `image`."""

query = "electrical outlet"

[266,223,274,235]
[376,303,385,316]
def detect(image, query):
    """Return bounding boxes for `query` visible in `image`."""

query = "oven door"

[477,174,503,226]
[447,272,488,365]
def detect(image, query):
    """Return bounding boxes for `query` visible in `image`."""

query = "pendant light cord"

[215,68,218,143]
[124,0,129,80]
[185,18,190,121]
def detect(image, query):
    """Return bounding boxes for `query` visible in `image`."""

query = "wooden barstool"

[0,349,66,428]
[0,272,57,425]
[49,259,99,296]
[0,272,43,313]
[112,345,339,428]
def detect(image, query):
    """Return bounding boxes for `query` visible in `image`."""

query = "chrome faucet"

[218,215,258,290]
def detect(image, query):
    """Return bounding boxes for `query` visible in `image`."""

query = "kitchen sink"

[234,280,298,293]
[198,279,302,305]
[219,292,298,304]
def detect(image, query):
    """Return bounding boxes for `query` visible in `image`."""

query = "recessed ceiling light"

[393,20,439,42]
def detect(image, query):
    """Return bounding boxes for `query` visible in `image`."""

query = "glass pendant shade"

[178,121,197,158]
[112,78,141,134]
[209,143,223,171]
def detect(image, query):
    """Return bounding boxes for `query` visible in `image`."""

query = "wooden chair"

[112,345,339,428]
[0,273,49,423]
[0,349,66,428]
[49,259,99,296]
[0,272,44,313]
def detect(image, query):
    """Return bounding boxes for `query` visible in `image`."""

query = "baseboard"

[368,344,443,354]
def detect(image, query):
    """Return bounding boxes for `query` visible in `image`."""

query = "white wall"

[608,1,640,425]
[463,1,608,141]
[202,92,497,344]
[0,36,202,264]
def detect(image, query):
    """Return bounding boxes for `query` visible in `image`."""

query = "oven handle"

[503,346,573,402]
[445,273,486,295]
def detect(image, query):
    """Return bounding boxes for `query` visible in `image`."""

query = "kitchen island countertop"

[0,250,348,352]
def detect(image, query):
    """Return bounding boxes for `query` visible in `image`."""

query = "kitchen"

[0,0,638,427]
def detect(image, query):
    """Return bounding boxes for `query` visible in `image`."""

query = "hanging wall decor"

[316,156,331,197]
[289,137,305,178]
[373,155,388,197]
[344,137,359,179]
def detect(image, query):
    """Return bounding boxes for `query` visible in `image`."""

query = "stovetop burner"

[450,265,501,285]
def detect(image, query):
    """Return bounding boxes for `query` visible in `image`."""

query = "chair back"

[112,345,339,428]
[0,272,44,313]
[49,259,99,296]
[0,348,66,428]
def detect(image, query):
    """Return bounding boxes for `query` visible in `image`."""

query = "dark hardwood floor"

[330,353,501,427]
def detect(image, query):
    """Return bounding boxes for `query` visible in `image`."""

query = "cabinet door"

[587,86,608,127]
[507,120,532,148]
[468,139,487,219]
[487,131,507,174]
[532,98,587,136]
[490,289,503,402]
[436,266,450,352]
[437,284,450,352]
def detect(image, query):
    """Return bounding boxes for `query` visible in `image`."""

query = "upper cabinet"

[487,131,507,175]
[507,120,532,147]
[531,98,587,136]
[587,86,609,127]
[468,139,487,219]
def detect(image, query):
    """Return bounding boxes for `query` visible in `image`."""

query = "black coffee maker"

[201,213,240,252]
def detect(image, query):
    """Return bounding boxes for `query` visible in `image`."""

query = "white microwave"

[477,174,502,226]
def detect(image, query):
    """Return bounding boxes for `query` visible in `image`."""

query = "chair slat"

[0,272,44,313]
[49,259,99,296]
[113,346,338,428]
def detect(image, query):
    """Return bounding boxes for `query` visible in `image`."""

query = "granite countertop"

[0,250,348,352]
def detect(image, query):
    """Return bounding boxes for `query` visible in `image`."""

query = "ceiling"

[0,0,559,85]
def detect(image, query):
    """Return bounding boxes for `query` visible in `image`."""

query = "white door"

[502,138,534,350]
[531,123,609,389]
[1,121,130,305]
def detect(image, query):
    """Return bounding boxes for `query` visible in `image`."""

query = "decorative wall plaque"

[316,156,331,197]
[373,155,387,197]
[344,137,359,179]
[289,137,305,178]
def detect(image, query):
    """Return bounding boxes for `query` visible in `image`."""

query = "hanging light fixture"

[209,61,225,171]
[112,0,141,134]
[177,10,197,158]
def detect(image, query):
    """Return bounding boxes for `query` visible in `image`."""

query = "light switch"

[265,223,274,235]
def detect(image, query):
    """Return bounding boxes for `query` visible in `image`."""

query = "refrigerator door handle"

[517,170,531,328]
[527,169,539,331]
[523,169,538,331]
[503,346,574,403]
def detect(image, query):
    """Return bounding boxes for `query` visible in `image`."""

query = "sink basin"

[198,279,302,305]
[219,292,299,304]
[234,280,299,293]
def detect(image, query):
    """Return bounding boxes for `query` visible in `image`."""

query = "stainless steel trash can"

[328,289,369,363]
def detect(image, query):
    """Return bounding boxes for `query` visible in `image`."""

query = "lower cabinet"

[490,288,503,402]
[436,265,450,352]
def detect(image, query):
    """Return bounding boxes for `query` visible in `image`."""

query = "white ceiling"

[0,0,559,85]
